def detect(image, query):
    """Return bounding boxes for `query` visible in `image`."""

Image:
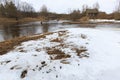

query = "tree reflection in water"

[3,23,20,40]
[41,24,49,33]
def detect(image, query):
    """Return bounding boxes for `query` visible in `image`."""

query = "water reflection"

[3,24,20,39]
[0,21,120,42]
[19,26,36,36]
[0,22,79,41]
[0,23,20,41]
[41,24,49,33]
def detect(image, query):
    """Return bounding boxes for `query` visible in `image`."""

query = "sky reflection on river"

[0,21,120,42]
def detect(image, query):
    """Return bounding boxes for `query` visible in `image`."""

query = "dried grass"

[0,32,54,55]
[47,48,71,60]
[51,38,62,42]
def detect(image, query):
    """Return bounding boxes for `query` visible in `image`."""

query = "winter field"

[0,28,120,80]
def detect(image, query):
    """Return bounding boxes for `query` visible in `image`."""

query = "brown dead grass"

[47,48,71,60]
[51,38,62,42]
[54,54,71,60]
[18,18,42,23]
[0,31,68,55]
[47,49,64,55]
[0,32,54,55]
[76,48,88,56]
[0,17,43,24]
[0,18,17,24]
[46,44,88,60]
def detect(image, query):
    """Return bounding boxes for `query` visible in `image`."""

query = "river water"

[0,21,120,42]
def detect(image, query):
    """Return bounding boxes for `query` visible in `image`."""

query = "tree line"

[0,1,38,20]
[0,0,120,21]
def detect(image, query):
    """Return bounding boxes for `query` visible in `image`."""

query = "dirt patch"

[17,47,27,53]
[20,69,28,78]
[81,34,87,39]
[10,65,22,70]
[36,48,41,52]
[0,60,11,65]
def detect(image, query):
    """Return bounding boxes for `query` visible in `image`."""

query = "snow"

[0,28,120,80]
[89,19,120,23]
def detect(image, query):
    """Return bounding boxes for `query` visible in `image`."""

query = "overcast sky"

[21,0,117,13]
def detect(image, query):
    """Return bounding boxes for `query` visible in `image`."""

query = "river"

[0,21,120,42]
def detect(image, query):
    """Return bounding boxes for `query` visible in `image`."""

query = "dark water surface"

[0,21,120,42]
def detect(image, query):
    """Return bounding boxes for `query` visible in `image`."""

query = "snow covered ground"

[89,19,120,23]
[0,28,120,80]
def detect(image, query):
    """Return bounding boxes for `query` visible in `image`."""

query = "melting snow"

[0,28,120,80]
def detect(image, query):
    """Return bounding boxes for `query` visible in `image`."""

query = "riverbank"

[0,17,42,24]
[1,17,120,24]
[0,32,54,55]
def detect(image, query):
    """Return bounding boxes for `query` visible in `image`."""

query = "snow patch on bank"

[89,19,120,23]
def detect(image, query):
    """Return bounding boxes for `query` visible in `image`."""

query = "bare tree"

[40,5,48,13]
[116,0,120,12]
[20,2,34,12]
[82,4,88,13]
[4,1,18,18]
[114,0,120,20]
[40,5,49,20]
[0,4,5,17]
[93,2,100,10]
[0,0,37,18]
[69,9,81,21]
